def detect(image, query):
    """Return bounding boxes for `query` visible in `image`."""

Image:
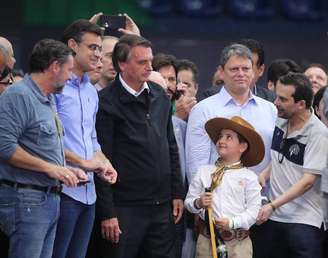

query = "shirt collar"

[220,86,257,106]
[67,73,90,88]
[119,74,149,97]
[25,74,51,104]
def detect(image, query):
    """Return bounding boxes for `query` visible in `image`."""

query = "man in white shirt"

[186,44,276,182]
[257,72,328,258]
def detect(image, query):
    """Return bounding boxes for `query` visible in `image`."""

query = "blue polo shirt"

[0,74,64,186]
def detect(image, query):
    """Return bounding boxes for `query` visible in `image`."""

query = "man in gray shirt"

[0,39,87,258]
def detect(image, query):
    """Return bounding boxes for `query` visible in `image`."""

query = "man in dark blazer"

[95,34,184,258]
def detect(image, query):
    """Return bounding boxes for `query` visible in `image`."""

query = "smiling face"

[69,32,102,74]
[219,55,254,96]
[216,129,248,164]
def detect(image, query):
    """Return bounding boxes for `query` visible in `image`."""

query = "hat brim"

[205,117,265,167]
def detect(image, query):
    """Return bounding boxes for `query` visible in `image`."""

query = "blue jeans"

[0,185,60,258]
[52,194,95,258]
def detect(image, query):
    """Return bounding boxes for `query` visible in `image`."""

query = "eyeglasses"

[79,42,102,54]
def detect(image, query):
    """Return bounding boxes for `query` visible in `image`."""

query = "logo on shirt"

[289,144,300,157]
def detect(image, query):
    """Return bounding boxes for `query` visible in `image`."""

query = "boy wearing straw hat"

[185,116,263,258]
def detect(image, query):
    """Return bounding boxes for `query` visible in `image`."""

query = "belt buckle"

[220,229,235,242]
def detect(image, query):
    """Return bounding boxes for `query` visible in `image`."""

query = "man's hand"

[101,217,122,243]
[47,165,79,187]
[175,95,197,121]
[118,13,140,36]
[89,12,103,24]
[256,204,274,225]
[97,162,117,184]
[172,199,184,224]
[214,217,230,230]
[67,166,88,183]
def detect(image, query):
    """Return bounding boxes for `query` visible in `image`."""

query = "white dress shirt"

[119,74,149,97]
[185,164,262,230]
[185,87,277,182]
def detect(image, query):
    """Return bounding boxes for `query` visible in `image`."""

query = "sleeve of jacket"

[95,97,117,220]
[167,105,185,200]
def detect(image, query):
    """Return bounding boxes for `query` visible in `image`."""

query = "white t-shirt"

[269,114,328,228]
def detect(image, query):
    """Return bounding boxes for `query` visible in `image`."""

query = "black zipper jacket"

[95,76,184,220]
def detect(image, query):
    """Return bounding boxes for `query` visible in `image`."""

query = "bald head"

[0,37,15,69]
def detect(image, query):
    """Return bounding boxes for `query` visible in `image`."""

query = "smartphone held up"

[99,15,126,37]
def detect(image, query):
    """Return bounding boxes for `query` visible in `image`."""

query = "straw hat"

[205,116,265,167]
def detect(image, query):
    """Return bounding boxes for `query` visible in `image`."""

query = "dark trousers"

[0,230,8,258]
[262,220,324,258]
[97,203,176,258]
[250,222,271,258]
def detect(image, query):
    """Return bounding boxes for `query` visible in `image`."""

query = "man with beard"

[52,20,117,258]
[257,72,328,258]
[0,39,85,258]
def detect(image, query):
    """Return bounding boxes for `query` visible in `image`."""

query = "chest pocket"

[37,123,58,146]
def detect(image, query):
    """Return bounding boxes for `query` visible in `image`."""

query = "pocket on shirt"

[37,123,58,146]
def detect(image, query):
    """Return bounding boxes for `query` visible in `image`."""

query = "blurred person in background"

[266,59,302,92]
[304,63,328,95]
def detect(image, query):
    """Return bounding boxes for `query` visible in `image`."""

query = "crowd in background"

[0,11,328,258]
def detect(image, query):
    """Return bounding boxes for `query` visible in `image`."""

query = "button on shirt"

[0,75,64,186]
[55,73,101,204]
[185,87,277,182]
[185,165,262,230]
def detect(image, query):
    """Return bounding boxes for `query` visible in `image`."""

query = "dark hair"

[152,53,177,74]
[61,19,102,44]
[238,38,264,67]
[12,69,24,78]
[304,63,328,75]
[112,34,152,73]
[313,85,328,117]
[279,72,313,109]
[267,59,302,86]
[29,39,73,73]
[176,59,199,83]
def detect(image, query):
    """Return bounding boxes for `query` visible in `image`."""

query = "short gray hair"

[219,44,253,68]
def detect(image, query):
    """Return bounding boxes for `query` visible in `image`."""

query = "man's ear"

[67,39,78,55]
[118,61,126,73]
[48,60,61,75]
[258,64,265,77]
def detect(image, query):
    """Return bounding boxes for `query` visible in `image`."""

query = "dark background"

[1,0,327,94]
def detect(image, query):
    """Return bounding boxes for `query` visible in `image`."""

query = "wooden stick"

[207,207,218,258]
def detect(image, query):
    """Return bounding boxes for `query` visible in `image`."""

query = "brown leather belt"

[198,218,249,242]
[0,179,62,195]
